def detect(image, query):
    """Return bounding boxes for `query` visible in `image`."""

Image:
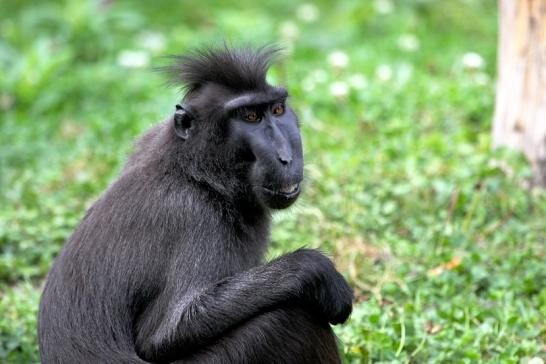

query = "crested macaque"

[39,46,353,363]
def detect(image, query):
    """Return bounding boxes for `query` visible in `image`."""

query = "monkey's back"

[38,148,268,363]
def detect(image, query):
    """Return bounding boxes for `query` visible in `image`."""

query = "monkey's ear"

[173,104,195,140]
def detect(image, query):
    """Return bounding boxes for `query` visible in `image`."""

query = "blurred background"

[1,0,545,362]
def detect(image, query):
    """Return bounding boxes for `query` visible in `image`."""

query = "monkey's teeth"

[280,184,298,194]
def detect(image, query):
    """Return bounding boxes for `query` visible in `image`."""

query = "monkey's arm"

[134,249,352,362]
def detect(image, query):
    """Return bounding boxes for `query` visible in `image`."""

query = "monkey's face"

[200,87,303,209]
[228,98,304,210]
[175,85,304,209]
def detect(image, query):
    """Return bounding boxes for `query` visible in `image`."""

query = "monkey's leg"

[177,306,342,364]
[135,249,352,363]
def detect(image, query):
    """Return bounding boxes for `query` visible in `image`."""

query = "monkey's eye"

[242,109,261,123]
[271,103,285,116]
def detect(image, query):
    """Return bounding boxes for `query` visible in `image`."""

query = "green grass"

[1,0,545,362]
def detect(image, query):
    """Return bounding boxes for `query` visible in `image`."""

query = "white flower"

[348,74,368,89]
[296,3,319,23]
[328,50,349,69]
[474,72,490,86]
[117,50,149,68]
[398,34,420,52]
[302,77,316,92]
[374,0,394,14]
[280,21,300,40]
[138,31,165,52]
[462,52,485,70]
[329,81,349,98]
[311,69,328,83]
[528,358,544,364]
[397,63,413,84]
[376,64,393,82]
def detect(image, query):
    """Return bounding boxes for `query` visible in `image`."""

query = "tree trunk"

[493,0,546,187]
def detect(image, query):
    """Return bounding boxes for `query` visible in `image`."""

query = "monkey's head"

[164,46,303,210]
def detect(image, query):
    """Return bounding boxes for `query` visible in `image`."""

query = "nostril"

[276,142,292,165]
[279,156,291,165]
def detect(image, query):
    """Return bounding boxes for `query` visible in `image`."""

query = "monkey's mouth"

[278,183,300,195]
[257,182,301,209]
[264,183,300,197]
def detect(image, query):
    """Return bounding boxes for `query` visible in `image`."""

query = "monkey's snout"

[279,183,299,194]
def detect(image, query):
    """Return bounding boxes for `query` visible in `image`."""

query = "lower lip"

[261,184,301,198]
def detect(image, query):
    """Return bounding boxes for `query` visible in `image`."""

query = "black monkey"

[38,46,353,363]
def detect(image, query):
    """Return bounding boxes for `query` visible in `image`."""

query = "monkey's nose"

[278,152,292,165]
[269,122,292,165]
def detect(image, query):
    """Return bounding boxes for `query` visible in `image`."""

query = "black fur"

[162,45,277,94]
[38,46,353,363]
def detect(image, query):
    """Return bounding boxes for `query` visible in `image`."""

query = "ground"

[0,0,544,363]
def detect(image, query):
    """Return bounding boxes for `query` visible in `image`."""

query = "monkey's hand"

[289,249,354,325]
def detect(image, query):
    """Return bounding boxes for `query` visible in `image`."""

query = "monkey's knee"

[253,306,342,364]
[181,306,341,364]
